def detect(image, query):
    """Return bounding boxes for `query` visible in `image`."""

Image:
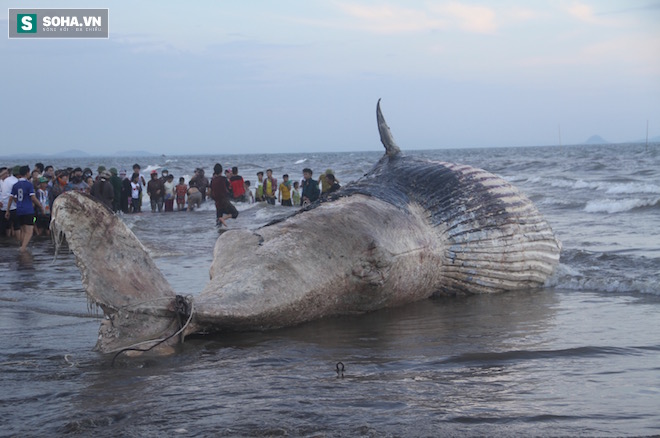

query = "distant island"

[579,134,660,145]
[583,135,608,144]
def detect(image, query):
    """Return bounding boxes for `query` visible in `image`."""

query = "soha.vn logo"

[17,14,38,33]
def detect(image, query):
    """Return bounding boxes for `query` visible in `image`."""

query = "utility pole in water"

[558,124,562,152]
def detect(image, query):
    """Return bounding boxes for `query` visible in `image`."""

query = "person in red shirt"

[229,167,248,202]
[209,163,238,227]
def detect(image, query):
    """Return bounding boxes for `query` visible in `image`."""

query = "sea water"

[1,143,659,436]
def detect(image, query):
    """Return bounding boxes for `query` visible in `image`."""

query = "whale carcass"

[51,101,561,354]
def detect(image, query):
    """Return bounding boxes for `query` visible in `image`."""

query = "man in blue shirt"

[4,166,44,251]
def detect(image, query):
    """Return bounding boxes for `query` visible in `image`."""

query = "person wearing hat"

[90,170,114,210]
[147,170,165,212]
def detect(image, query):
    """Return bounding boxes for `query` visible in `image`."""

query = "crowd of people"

[0,160,342,249]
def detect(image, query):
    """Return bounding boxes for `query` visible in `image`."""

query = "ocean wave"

[546,263,659,295]
[141,164,164,175]
[584,198,660,214]
[501,175,527,183]
[537,197,584,210]
[605,182,660,195]
[544,178,597,190]
[547,249,660,295]
[533,177,660,195]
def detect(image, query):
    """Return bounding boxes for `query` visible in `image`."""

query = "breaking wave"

[584,198,660,214]
[546,250,660,296]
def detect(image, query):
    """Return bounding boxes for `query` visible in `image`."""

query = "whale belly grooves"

[429,161,561,294]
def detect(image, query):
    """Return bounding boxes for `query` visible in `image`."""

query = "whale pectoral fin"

[51,191,179,353]
[377,99,401,157]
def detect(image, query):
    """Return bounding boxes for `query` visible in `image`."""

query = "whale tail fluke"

[377,99,401,157]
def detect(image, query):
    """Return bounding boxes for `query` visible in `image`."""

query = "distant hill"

[583,135,608,145]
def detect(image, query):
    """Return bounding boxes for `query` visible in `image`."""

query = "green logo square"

[17,14,38,33]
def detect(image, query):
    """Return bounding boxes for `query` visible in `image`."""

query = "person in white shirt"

[0,166,20,239]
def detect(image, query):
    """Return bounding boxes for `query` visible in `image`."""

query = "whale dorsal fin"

[377,99,401,156]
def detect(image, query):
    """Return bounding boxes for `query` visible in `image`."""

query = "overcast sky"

[1,1,659,155]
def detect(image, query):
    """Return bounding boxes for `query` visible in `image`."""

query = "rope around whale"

[110,295,194,367]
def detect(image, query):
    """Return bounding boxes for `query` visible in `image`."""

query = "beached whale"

[51,100,561,355]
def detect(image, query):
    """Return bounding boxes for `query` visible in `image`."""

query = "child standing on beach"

[130,173,142,213]
[35,177,51,237]
[292,181,301,206]
[255,171,264,202]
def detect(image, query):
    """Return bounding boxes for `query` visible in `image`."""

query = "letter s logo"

[21,15,33,32]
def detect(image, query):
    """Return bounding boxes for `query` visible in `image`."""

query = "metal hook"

[336,361,345,378]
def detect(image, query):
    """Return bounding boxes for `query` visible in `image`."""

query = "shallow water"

[1,144,659,436]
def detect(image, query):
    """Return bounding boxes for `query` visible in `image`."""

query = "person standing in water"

[4,166,44,251]
[175,177,187,211]
[209,163,238,227]
[263,169,277,205]
[229,167,248,202]
[255,171,265,202]
[300,168,320,206]
[278,174,293,206]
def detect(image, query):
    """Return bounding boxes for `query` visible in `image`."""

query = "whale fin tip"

[377,99,401,157]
